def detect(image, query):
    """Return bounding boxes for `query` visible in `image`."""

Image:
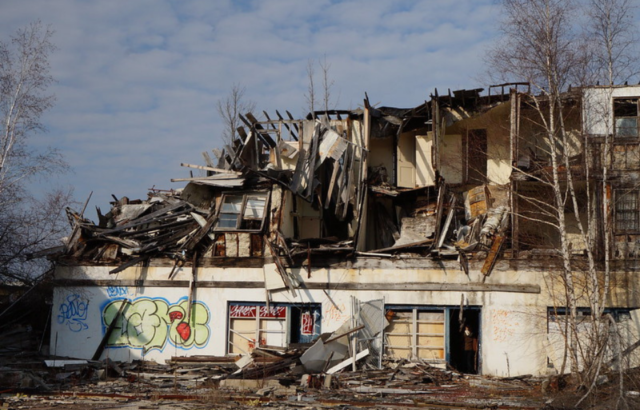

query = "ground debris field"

[5,351,638,410]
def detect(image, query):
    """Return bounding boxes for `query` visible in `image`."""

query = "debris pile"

[57,93,520,284]
[0,352,554,410]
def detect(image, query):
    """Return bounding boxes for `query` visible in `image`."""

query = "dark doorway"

[467,129,487,184]
[449,308,480,374]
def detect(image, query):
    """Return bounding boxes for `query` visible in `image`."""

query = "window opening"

[614,98,639,138]
[385,305,481,374]
[227,303,320,354]
[215,192,269,231]
[615,190,640,233]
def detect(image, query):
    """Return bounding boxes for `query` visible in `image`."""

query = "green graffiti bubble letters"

[102,298,210,352]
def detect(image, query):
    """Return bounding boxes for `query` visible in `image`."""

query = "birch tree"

[0,21,65,202]
[575,1,639,406]
[490,0,639,403]
[0,21,71,285]
[489,0,584,375]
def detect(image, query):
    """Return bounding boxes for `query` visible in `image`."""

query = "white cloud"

[2,0,501,210]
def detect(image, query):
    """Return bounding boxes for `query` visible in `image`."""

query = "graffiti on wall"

[491,309,521,343]
[106,286,128,298]
[102,297,210,352]
[58,294,89,332]
[301,311,314,335]
[229,305,286,318]
[324,303,348,323]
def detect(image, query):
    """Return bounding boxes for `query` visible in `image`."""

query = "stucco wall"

[51,260,640,377]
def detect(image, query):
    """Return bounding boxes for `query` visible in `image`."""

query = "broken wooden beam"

[92,299,128,360]
[180,163,241,175]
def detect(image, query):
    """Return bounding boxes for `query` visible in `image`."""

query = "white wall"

[51,262,640,377]
[583,86,640,136]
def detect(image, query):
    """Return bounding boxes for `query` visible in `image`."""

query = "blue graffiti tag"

[57,294,89,332]
[107,286,128,298]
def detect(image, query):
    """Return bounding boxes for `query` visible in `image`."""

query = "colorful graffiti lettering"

[229,305,286,318]
[57,294,89,332]
[106,286,128,298]
[102,298,210,352]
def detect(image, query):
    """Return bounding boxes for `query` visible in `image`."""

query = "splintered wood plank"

[276,110,298,141]
[202,151,214,167]
[481,234,506,279]
[245,112,276,147]
[286,110,299,132]
[180,163,241,175]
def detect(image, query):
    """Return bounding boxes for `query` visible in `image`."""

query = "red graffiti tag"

[169,311,183,322]
[176,322,191,341]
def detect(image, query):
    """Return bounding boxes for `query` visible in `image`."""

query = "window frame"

[226,302,321,355]
[614,189,640,234]
[613,98,640,139]
[384,306,446,362]
[213,191,270,232]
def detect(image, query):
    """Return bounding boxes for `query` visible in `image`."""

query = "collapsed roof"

[59,87,521,282]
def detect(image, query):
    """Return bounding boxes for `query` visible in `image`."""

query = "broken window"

[227,303,320,354]
[614,98,639,138]
[615,190,640,233]
[547,307,633,370]
[214,192,269,231]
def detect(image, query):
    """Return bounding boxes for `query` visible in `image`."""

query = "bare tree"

[305,58,317,119]
[216,83,256,147]
[589,0,639,86]
[489,0,584,374]
[0,21,72,285]
[0,188,74,285]
[0,21,65,203]
[320,55,336,113]
[306,56,338,118]
[490,0,640,405]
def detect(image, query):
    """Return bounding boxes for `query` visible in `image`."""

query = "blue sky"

[1,0,499,213]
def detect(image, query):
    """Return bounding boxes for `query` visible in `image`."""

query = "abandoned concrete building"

[51,84,640,377]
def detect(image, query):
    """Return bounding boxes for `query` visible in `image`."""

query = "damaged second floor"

[59,84,640,276]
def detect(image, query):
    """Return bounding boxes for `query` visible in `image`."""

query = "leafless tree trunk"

[0,21,71,285]
[0,21,65,203]
[588,0,639,86]
[305,59,316,119]
[490,0,639,403]
[216,83,256,148]
[306,56,337,119]
[320,55,335,113]
[489,0,584,375]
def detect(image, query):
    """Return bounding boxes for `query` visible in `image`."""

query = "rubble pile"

[0,352,552,410]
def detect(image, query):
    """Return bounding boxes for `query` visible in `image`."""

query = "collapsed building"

[51,84,640,377]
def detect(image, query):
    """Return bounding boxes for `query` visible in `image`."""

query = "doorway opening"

[449,308,481,374]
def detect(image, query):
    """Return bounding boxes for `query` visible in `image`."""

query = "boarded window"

[215,192,269,232]
[615,190,640,233]
[614,99,639,138]
[385,309,445,362]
